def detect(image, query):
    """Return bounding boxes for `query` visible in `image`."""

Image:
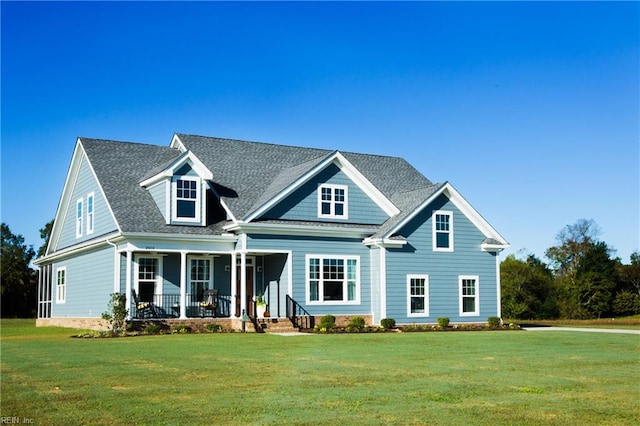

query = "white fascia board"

[139,151,213,188]
[384,182,509,246]
[121,232,238,243]
[363,237,408,248]
[170,133,187,152]
[36,231,123,264]
[224,222,377,239]
[244,151,399,222]
[481,243,509,252]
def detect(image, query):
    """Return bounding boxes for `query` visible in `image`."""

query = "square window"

[318,184,348,219]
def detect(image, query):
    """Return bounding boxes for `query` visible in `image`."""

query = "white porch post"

[125,250,132,320]
[231,252,237,317]
[180,251,187,319]
[240,251,247,317]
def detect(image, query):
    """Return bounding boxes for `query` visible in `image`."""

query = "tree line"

[501,219,640,319]
[1,218,638,319]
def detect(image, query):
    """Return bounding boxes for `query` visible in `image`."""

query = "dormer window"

[172,177,201,222]
[318,184,348,219]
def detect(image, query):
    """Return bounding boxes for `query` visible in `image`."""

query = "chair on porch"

[132,290,156,319]
[199,289,218,318]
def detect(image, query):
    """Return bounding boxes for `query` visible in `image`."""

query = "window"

[56,267,66,303]
[173,177,200,222]
[459,275,479,316]
[318,184,348,219]
[86,193,95,234]
[137,257,161,304]
[407,275,429,317]
[189,257,212,301]
[76,199,83,238]
[433,210,453,251]
[307,255,359,304]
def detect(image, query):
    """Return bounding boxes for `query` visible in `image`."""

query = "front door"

[235,257,255,317]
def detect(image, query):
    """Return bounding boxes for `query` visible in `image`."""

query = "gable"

[49,144,118,253]
[258,163,389,225]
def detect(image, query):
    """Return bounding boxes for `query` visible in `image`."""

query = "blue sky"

[2,1,638,263]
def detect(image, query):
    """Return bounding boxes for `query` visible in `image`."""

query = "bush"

[380,318,396,330]
[172,325,192,334]
[143,323,162,334]
[319,315,336,330]
[101,293,128,334]
[206,323,224,333]
[613,291,640,316]
[437,317,450,328]
[347,316,366,331]
[487,317,501,328]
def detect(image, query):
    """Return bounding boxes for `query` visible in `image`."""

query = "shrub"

[206,323,224,333]
[487,317,501,328]
[380,318,396,330]
[172,325,192,334]
[101,293,129,334]
[347,316,366,331]
[437,317,450,328]
[319,315,336,330]
[143,323,162,334]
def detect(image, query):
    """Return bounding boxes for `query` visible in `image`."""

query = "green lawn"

[1,319,639,425]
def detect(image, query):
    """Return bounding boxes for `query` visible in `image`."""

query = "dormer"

[140,151,214,226]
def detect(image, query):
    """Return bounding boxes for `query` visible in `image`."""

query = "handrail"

[286,295,314,330]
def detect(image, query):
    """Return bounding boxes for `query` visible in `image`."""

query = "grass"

[513,315,640,330]
[1,319,639,425]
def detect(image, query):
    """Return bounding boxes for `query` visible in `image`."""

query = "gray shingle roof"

[80,134,439,237]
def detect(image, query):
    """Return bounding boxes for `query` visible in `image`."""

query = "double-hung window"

[318,184,348,219]
[76,199,83,238]
[433,210,453,251]
[459,275,479,316]
[173,177,200,222]
[189,257,213,302]
[137,257,161,304]
[307,255,359,304]
[86,193,95,234]
[56,267,66,303]
[407,275,429,317]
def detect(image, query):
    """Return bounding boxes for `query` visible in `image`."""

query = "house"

[35,133,508,331]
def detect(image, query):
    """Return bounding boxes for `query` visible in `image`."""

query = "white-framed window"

[407,275,429,317]
[318,184,348,219]
[76,199,83,238]
[172,177,201,222]
[188,256,213,301]
[433,210,453,252]
[136,256,163,304]
[306,255,359,304]
[459,275,479,316]
[86,192,95,235]
[56,267,66,303]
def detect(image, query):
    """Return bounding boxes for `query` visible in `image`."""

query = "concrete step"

[256,318,299,333]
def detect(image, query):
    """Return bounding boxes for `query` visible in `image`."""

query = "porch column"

[125,250,132,320]
[240,251,247,318]
[180,251,187,319]
[231,252,237,317]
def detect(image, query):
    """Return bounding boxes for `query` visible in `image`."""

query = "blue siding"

[148,181,167,222]
[261,164,388,225]
[247,234,372,316]
[385,194,498,324]
[56,153,118,250]
[52,246,114,318]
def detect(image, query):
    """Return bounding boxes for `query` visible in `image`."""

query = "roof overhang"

[139,150,213,188]
[363,237,408,248]
[224,221,378,239]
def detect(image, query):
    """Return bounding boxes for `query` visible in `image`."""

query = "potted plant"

[256,295,267,318]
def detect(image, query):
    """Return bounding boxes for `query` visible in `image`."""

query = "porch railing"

[286,295,314,330]
[132,293,232,319]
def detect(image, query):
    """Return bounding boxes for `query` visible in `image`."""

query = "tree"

[501,254,556,319]
[613,251,640,316]
[37,219,54,259]
[1,223,37,317]
[575,242,617,318]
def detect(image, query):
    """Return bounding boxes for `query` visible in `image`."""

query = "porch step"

[256,318,300,334]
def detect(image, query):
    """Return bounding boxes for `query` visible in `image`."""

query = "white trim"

[432,210,454,252]
[305,254,360,305]
[244,151,399,222]
[86,192,95,235]
[170,133,187,152]
[385,182,509,248]
[224,222,377,239]
[55,266,66,304]
[407,274,429,317]
[139,151,213,188]
[171,176,202,223]
[459,275,480,317]
[363,237,407,248]
[317,183,349,219]
[496,254,502,318]
[75,198,83,238]
[134,254,164,306]
[379,246,387,321]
